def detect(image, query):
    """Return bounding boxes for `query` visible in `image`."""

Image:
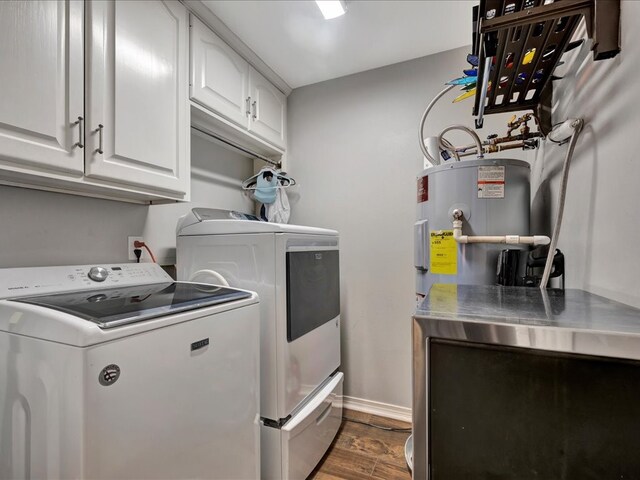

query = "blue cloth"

[253,172,278,204]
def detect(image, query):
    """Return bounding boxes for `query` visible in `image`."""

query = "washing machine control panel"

[0,263,173,299]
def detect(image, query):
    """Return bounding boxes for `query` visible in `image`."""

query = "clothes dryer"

[177,208,343,480]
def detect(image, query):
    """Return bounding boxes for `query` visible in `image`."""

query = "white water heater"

[415,158,531,297]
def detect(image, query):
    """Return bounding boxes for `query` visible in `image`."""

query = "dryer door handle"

[189,269,230,287]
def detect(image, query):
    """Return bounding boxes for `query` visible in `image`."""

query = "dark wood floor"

[308,409,412,480]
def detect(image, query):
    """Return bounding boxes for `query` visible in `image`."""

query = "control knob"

[88,266,109,282]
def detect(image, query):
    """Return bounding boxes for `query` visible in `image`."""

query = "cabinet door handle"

[96,124,104,154]
[251,101,257,120]
[246,97,251,117]
[74,116,84,149]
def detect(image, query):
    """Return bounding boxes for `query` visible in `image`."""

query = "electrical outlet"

[128,236,144,261]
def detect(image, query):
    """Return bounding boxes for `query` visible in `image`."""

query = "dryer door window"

[286,250,340,342]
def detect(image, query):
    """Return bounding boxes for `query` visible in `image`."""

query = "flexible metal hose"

[438,124,484,160]
[539,119,584,290]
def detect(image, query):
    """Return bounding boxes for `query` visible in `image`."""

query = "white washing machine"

[0,263,260,480]
[177,208,343,480]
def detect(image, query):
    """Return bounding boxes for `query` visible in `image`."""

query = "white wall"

[287,46,525,409]
[531,0,640,308]
[144,131,254,263]
[0,132,254,267]
[287,3,640,411]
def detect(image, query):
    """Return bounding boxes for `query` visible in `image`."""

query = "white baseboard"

[343,395,412,423]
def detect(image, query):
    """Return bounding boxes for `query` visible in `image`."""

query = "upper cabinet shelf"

[189,15,287,157]
[473,0,621,132]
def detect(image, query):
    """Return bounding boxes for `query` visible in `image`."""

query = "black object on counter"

[523,248,565,288]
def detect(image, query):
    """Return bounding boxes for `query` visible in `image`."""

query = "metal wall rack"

[473,0,621,133]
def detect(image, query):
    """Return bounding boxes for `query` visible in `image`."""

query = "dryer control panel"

[0,263,173,299]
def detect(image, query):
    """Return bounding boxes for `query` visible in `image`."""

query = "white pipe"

[452,216,550,246]
[539,119,584,290]
[419,85,455,165]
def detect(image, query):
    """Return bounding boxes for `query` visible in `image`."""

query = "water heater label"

[477,166,505,198]
[430,230,457,275]
[417,176,428,203]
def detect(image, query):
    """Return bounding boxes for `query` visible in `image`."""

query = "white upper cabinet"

[0,0,84,174]
[85,0,190,195]
[0,0,190,202]
[190,17,250,128]
[189,15,287,153]
[248,67,286,150]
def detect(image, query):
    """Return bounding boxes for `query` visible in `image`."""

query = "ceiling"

[202,1,476,89]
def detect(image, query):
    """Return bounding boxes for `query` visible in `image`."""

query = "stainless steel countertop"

[411,285,640,480]
[416,284,640,339]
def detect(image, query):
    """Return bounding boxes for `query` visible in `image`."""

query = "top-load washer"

[177,208,343,480]
[0,263,260,480]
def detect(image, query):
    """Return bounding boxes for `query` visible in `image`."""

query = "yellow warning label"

[430,230,457,275]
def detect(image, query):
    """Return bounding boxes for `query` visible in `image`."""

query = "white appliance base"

[261,372,343,480]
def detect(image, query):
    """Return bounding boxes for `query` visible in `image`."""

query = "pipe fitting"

[452,219,468,244]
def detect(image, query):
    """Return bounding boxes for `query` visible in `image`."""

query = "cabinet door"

[248,67,286,150]
[0,0,84,174]
[190,16,250,129]
[85,0,189,195]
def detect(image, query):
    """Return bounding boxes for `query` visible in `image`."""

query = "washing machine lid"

[11,282,252,329]
[177,208,338,236]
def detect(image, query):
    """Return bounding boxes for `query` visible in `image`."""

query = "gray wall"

[287,46,525,409]
[288,1,640,411]
[0,132,254,267]
[531,1,640,308]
